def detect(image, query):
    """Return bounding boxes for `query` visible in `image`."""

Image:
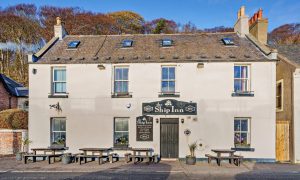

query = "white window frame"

[52,67,67,94]
[114,66,129,94]
[50,117,66,145]
[161,66,176,93]
[234,117,251,148]
[234,65,251,93]
[114,117,129,147]
[276,79,284,112]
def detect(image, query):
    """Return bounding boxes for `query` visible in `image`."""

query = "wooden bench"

[77,154,108,165]
[23,154,62,164]
[205,154,243,166]
[108,153,119,163]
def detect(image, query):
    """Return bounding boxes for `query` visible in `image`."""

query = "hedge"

[0,109,28,129]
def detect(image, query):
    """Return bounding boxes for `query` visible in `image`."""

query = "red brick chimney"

[249,8,268,44]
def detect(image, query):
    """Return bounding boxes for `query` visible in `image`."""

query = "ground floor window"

[114,117,129,147]
[51,117,66,146]
[234,118,250,148]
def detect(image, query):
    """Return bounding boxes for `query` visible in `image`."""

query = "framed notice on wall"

[136,115,153,141]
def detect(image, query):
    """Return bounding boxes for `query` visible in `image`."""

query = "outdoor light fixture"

[97,64,105,70]
[197,63,204,68]
[181,118,184,124]
[156,118,159,123]
[32,68,37,74]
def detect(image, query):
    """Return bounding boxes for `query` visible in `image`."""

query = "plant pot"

[62,153,72,164]
[186,156,196,165]
[16,152,24,161]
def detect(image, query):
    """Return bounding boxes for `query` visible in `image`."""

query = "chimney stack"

[54,17,67,40]
[234,6,249,37]
[249,8,268,44]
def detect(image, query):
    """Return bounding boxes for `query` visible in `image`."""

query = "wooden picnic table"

[211,149,236,157]
[24,147,67,164]
[206,149,243,166]
[131,148,152,156]
[126,148,158,164]
[77,148,113,165]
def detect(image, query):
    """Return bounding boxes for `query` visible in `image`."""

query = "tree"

[108,11,144,34]
[269,23,300,45]
[144,18,178,34]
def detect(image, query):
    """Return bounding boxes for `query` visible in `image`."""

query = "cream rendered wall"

[293,69,300,163]
[29,62,276,159]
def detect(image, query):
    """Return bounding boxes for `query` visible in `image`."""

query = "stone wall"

[0,83,18,111]
[0,129,27,155]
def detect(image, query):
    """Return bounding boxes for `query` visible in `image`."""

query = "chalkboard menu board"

[136,115,153,141]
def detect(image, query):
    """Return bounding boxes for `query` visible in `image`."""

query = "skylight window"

[222,38,234,45]
[122,40,133,48]
[162,39,173,47]
[68,41,80,49]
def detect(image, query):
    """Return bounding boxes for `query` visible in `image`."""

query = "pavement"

[0,157,300,179]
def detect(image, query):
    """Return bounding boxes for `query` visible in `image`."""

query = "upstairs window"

[52,67,66,94]
[276,80,284,111]
[114,67,129,94]
[122,40,133,48]
[234,65,250,93]
[161,66,175,93]
[68,41,80,49]
[162,39,173,47]
[222,38,234,45]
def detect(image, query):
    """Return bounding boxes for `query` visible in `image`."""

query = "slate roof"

[276,44,300,67]
[34,32,271,64]
[0,74,28,97]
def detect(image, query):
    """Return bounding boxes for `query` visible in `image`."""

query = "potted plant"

[16,138,32,161]
[186,141,197,165]
[62,153,73,164]
[51,139,65,148]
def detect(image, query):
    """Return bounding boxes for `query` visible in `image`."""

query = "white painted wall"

[293,69,300,163]
[29,62,276,159]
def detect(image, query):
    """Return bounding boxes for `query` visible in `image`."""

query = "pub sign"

[136,115,153,141]
[142,99,197,115]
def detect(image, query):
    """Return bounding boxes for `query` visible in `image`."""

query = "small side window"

[276,80,284,111]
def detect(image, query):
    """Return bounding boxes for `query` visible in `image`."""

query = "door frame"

[160,118,179,158]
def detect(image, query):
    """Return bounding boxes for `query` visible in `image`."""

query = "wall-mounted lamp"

[97,64,105,70]
[156,118,159,124]
[32,68,37,74]
[181,118,184,124]
[197,63,204,68]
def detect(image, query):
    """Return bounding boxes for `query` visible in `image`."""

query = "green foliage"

[0,109,28,129]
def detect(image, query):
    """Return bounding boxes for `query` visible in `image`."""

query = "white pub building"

[28,7,278,161]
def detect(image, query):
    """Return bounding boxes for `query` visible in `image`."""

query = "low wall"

[0,129,28,155]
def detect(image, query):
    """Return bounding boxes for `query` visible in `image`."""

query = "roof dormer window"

[222,38,234,45]
[162,39,173,47]
[122,40,133,48]
[68,41,80,49]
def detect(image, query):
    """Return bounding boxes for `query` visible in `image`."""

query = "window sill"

[48,94,68,98]
[231,91,254,97]
[111,93,132,98]
[158,92,180,98]
[231,147,255,152]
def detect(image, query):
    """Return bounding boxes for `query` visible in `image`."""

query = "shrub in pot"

[16,138,32,161]
[186,141,197,165]
[62,153,73,164]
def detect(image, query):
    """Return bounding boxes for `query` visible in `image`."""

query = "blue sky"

[0,0,299,31]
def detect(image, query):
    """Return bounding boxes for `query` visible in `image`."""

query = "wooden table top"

[211,149,236,153]
[79,148,112,152]
[31,147,67,151]
[131,148,152,152]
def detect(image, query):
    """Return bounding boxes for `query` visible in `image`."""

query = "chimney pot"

[258,8,263,19]
[240,6,245,17]
[56,17,61,25]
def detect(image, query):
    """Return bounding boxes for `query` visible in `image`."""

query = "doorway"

[160,118,179,158]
